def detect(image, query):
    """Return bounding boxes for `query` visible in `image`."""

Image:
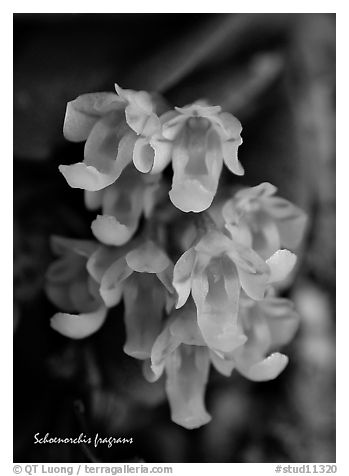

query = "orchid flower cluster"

[46,84,307,429]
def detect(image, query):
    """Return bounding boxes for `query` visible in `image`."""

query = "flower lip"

[171,412,212,430]
[125,241,171,274]
[50,307,107,339]
[91,215,134,246]
[58,163,119,192]
[169,179,216,213]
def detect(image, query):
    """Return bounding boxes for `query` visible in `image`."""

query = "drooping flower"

[173,229,296,356]
[144,304,212,429]
[144,295,299,429]
[45,236,107,339]
[59,85,162,192]
[84,165,161,246]
[133,101,244,213]
[222,182,307,259]
[87,240,175,359]
[217,293,300,381]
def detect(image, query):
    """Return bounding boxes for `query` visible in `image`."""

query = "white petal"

[169,308,205,346]
[150,323,181,380]
[50,306,107,339]
[275,212,308,250]
[91,215,136,246]
[214,112,242,140]
[237,353,289,381]
[173,248,196,308]
[277,214,307,250]
[123,275,166,360]
[261,298,300,347]
[142,359,159,383]
[161,114,187,140]
[63,92,122,142]
[235,182,277,201]
[86,246,122,283]
[169,179,216,213]
[237,267,269,301]
[251,216,281,259]
[192,259,246,354]
[126,241,170,273]
[99,257,133,307]
[49,236,98,260]
[194,231,232,256]
[156,264,175,295]
[221,197,240,224]
[133,136,172,175]
[133,137,156,173]
[149,137,173,174]
[84,111,125,170]
[222,139,244,176]
[166,346,211,430]
[130,90,154,113]
[230,244,270,300]
[225,223,254,249]
[125,104,149,135]
[114,132,137,177]
[58,163,118,192]
[266,249,297,283]
[126,100,160,136]
[209,350,235,377]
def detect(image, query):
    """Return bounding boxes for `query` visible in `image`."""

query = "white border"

[3,4,345,473]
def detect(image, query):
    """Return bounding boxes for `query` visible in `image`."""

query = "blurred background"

[13,13,335,463]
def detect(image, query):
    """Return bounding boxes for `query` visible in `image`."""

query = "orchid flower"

[133,101,243,213]
[173,230,297,356]
[87,240,175,359]
[215,293,300,381]
[144,305,211,429]
[144,295,299,429]
[45,236,107,339]
[59,85,162,192]
[84,165,161,246]
[222,182,307,259]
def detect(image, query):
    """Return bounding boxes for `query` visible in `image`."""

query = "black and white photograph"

[13,12,336,468]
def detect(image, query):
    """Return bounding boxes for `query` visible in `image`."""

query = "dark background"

[14,13,335,463]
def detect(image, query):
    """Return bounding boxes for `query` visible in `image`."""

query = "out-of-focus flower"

[45,236,107,339]
[144,304,211,429]
[221,293,300,381]
[173,230,296,356]
[59,85,162,192]
[222,182,307,259]
[133,101,243,213]
[84,165,161,246]
[88,240,175,359]
[144,295,299,429]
